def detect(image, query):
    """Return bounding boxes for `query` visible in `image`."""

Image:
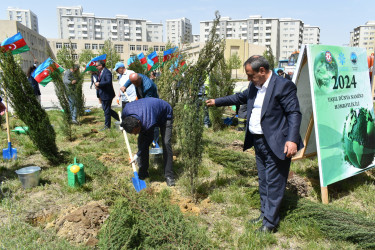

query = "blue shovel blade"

[3,142,17,160]
[131,172,147,192]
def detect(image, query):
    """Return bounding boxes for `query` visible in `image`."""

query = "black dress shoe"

[255,225,276,234]
[166,177,175,186]
[249,215,264,224]
[138,171,149,180]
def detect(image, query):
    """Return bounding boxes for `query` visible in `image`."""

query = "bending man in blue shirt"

[120,73,158,99]
[121,97,175,186]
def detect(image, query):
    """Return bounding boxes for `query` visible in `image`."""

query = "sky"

[1,0,374,46]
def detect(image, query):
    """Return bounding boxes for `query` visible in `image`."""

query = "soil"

[287,171,312,197]
[149,182,211,215]
[46,201,109,246]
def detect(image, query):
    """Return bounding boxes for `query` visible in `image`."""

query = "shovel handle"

[118,111,137,173]
[3,90,11,143]
[124,92,132,103]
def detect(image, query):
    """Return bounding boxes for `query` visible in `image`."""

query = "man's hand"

[205,99,216,107]
[284,141,297,158]
[95,82,100,87]
[130,154,138,164]
[0,102,6,116]
[120,86,126,93]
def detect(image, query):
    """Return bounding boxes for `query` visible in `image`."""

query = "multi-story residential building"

[302,25,320,45]
[7,7,39,33]
[192,34,200,43]
[350,21,375,55]
[279,18,304,60]
[200,16,280,60]
[166,17,192,45]
[56,6,163,42]
[0,20,51,71]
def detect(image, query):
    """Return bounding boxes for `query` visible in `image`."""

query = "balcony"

[95,22,101,26]
[124,35,130,39]
[69,33,75,37]
[135,30,142,34]
[111,35,118,39]
[82,27,88,31]
[95,34,101,38]
[68,27,75,31]
[136,24,141,28]
[82,33,88,37]
[95,28,101,32]
[111,29,118,33]
[68,20,75,25]
[82,21,87,25]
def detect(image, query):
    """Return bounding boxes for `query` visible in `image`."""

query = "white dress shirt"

[249,73,272,135]
[118,69,136,102]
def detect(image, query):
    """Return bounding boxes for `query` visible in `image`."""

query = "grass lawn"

[1,108,375,249]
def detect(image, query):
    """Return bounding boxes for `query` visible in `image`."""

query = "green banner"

[308,45,375,187]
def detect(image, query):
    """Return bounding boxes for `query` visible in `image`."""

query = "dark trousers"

[121,101,129,111]
[101,99,119,128]
[253,135,290,229]
[138,120,174,178]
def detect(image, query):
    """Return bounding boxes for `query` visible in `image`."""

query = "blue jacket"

[215,72,303,160]
[122,98,172,132]
[28,76,41,96]
[97,67,116,101]
[124,73,158,98]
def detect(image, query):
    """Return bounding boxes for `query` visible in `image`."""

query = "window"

[154,46,159,51]
[115,44,123,53]
[130,45,135,51]
[92,44,98,49]
[73,54,78,60]
[56,43,62,49]
[160,46,165,51]
[99,44,104,49]
[63,43,70,48]
[66,9,71,15]
[136,45,142,50]
[143,45,148,51]
[85,43,91,49]
[71,43,77,49]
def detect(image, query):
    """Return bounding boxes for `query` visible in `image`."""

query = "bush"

[98,190,212,249]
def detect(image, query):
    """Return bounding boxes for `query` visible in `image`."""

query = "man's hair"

[277,69,283,74]
[26,65,36,77]
[121,116,140,133]
[73,64,80,70]
[97,60,106,68]
[243,55,270,72]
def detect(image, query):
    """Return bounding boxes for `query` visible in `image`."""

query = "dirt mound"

[47,201,109,246]
[287,171,312,197]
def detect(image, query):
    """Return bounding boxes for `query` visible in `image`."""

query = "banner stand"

[292,114,317,160]
[321,186,329,204]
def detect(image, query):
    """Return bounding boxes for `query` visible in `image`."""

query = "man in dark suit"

[94,60,119,130]
[206,55,303,233]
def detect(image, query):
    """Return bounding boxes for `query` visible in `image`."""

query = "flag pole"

[29,50,36,61]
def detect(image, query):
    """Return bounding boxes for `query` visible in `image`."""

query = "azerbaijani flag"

[32,58,64,87]
[169,55,186,72]
[147,51,160,72]
[84,54,106,72]
[127,56,135,66]
[0,32,30,55]
[137,52,147,65]
[163,47,178,62]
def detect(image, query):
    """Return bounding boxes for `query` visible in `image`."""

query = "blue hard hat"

[114,62,125,72]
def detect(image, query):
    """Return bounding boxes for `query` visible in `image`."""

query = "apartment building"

[200,16,280,59]
[7,7,39,33]
[350,21,375,55]
[192,34,200,43]
[302,25,320,45]
[279,18,304,60]
[56,6,163,42]
[0,20,51,71]
[166,17,192,45]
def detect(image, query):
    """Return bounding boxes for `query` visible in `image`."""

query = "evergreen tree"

[227,53,242,79]
[0,51,59,163]
[78,49,95,69]
[263,46,277,70]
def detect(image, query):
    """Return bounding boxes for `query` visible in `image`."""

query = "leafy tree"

[0,51,59,163]
[263,46,277,70]
[128,55,147,75]
[227,53,242,79]
[99,40,120,70]
[78,49,95,69]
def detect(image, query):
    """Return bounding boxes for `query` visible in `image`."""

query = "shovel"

[2,93,17,160]
[118,111,146,192]
[224,115,237,126]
